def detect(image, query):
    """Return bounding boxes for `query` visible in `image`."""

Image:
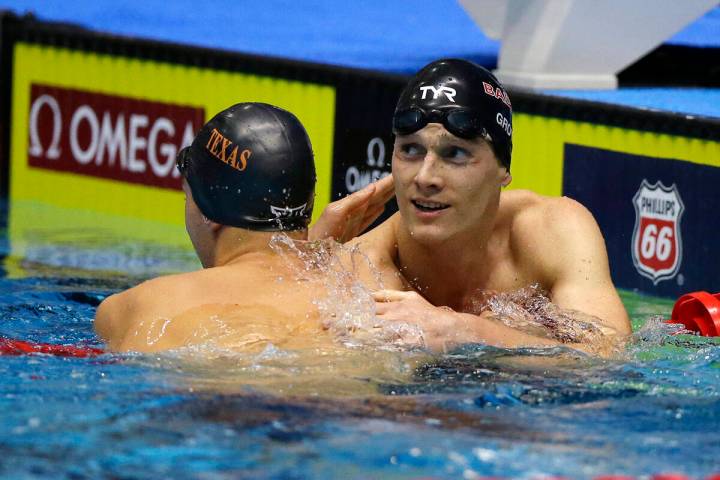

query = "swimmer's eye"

[439,145,471,163]
[398,143,425,157]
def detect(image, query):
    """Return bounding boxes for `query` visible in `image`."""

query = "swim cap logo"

[631,180,684,284]
[205,128,251,172]
[270,203,308,218]
[483,82,512,108]
[496,112,512,137]
[419,85,457,103]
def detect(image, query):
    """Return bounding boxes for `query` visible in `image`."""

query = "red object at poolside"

[667,291,720,337]
[429,474,720,479]
[0,337,105,357]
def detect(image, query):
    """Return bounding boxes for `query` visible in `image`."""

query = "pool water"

[1,206,719,479]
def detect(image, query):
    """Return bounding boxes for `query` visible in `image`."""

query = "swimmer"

[94,102,393,352]
[341,59,632,353]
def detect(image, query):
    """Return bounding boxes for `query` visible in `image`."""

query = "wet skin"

[94,177,396,354]
[392,124,509,249]
[348,123,631,354]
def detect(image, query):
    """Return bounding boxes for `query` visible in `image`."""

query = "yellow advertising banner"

[9,43,335,272]
[510,112,720,196]
[9,42,719,280]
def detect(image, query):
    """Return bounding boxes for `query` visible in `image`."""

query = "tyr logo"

[419,85,457,103]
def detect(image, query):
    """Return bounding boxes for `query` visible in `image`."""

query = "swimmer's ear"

[501,170,512,187]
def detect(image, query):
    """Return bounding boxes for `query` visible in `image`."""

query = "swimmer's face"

[392,123,510,245]
[182,180,215,268]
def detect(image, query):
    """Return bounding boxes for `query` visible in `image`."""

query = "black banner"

[331,76,404,224]
[563,143,719,297]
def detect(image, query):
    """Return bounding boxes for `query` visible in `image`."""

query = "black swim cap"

[177,103,315,231]
[393,58,513,169]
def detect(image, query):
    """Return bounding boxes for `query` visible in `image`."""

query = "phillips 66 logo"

[631,180,684,284]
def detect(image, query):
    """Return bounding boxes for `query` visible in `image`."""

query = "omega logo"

[26,84,204,190]
[344,137,390,193]
[29,94,62,159]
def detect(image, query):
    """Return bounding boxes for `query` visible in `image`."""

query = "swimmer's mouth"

[412,199,450,212]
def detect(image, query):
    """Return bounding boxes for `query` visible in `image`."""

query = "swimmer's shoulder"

[347,212,400,259]
[345,213,405,289]
[501,190,604,278]
[517,192,598,237]
[498,189,543,215]
[118,271,200,310]
[94,271,200,347]
[500,189,595,235]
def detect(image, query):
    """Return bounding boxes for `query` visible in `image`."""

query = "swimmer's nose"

[414,155,444,193]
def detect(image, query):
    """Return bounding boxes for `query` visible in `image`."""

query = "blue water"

[1,202,720,479]
[0,2,719,476]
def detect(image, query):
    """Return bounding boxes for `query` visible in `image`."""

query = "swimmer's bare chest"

[385,252,540,308]
[357,211,548,307]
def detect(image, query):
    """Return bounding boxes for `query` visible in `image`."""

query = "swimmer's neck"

[206,227,308,268]
[394,225,494,308]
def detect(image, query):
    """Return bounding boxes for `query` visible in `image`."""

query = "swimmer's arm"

[309,175,394,242]
[373,290,580,352]
[536,198,631,336]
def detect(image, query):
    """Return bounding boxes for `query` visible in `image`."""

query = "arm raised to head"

[309,175,394,243]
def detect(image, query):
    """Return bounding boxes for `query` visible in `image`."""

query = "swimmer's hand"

[373,289,474,352]
[309,175,394,243]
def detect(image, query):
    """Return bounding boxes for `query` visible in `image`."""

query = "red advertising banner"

[27,84,205,190]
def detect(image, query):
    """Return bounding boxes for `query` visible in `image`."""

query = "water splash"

[126,311,236,351]
[466,284,625,356]
[267,239,628,355]
[627,314,720,367]
[268,234,424,350]
[632,315,688,345]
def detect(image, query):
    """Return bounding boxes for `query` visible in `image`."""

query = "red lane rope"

[0,337,105,357]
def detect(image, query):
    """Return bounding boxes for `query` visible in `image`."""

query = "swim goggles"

[176,146,191,176]
[392,107,492,142]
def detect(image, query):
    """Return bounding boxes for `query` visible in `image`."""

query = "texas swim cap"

[393,58,513,169]
[177,103,315,231]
